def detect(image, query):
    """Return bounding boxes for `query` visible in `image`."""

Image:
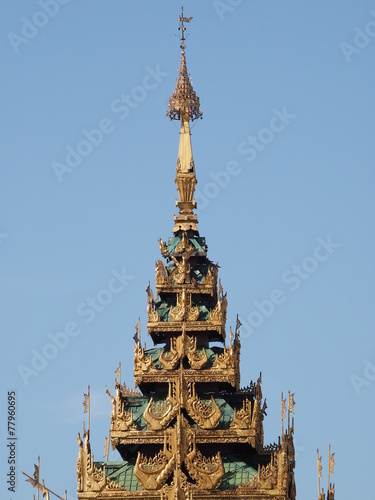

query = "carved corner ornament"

[106,385,136,432]
[155,259,170,285]
[134,343,155,374]
[203,264,218,292]
[209,293,227,324]
[237,429,296,497]
[76,432,123,493]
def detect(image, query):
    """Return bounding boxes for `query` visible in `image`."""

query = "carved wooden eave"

[77,432,125,495]
[134,340,240,389]
[77,434,295,500]
[134,367,239,391]
[111,427,276,454]
[147,295,227,331]
[147,321,226,344]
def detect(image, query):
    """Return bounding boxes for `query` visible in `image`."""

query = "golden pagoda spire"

[167,7,202,236]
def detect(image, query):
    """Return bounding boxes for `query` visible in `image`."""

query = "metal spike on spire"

[167,8,202,235]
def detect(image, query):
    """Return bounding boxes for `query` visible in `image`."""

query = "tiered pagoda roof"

[75,9,299,500]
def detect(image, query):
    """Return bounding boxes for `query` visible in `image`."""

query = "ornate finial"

[167,9,202,122]
[179,7,193,47]
[167,9,201,235]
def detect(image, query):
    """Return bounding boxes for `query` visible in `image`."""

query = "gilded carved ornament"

[186,383,222,429]
[187,335,207,370]
[204,264,217,289]
[158,238,169,258]
[185,445,224,490]
[76,431,123,493]
[175,232,194,254]
[236,439,295,495]
[135,409,225,491]
[120,382,141,397]
[170,255,189,284]
[143,382,179,430]
[169,244,194,285]
[168,291,200,322]
[230,398,252,430]
[159,336,181,370]
[155,259,169,285]
[186,302,200,322]
[134,343,155,373]
[169,291,186,322]
[209,293,227,324]
[147,295,160,323]
[249,377,267,446]
[106,386,136,432]
[134,449,175,490]
[134,428,177,490]
[212,346,234,370]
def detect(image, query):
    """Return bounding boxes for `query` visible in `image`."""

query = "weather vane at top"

[178,6,192,43]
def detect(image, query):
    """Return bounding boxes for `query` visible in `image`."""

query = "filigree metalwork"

[134,450,175,490]
[212,346,234,370]
[159,337,180,370]
[230,398,252,430]
[166,39,202,122]
[175,233,194,254]
[210,293,227,324]
[134,344,154,373]
[186,383,222,429]
[185,449,224,490]
[155,259,169,285]
[143,383,178,430]
[120,383,141,397]
[76,430,123,493]
[169,292,185,322]
[204,264,218,289]
[106,386,136,432]
[187,335,207,370]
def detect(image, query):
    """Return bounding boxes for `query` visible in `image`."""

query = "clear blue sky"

[1,1,375,499]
